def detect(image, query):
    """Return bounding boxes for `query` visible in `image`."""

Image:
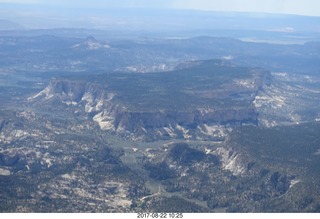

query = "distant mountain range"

[0,15,320,212]
[1,7,320,35]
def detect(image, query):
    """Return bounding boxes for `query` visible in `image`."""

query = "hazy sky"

[0,0,319,16]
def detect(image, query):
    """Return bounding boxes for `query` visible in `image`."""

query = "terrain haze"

[0,0,320,214]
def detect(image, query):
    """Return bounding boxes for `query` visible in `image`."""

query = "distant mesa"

[72,36,110,50]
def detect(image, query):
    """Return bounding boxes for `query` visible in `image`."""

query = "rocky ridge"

[29,62,268,142]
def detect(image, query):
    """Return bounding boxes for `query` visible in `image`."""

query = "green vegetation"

[62,59,258,112]
[140,123,320,212]
[1,34,319,212]
[150,196,209,212]
[107,60,254,111]
[231,122,320,174]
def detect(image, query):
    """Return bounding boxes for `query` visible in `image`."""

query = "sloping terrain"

[141,122,320,212]
[29,60,266,141]
[0,34,320,212]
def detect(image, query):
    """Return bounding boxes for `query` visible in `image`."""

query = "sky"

[1,0,320,31]
[0,0,319,17]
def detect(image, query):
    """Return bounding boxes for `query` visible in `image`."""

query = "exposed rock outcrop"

[29,62,269,141]
[30,78,261,141]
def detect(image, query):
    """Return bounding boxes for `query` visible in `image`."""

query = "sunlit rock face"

[30,60,268,141]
